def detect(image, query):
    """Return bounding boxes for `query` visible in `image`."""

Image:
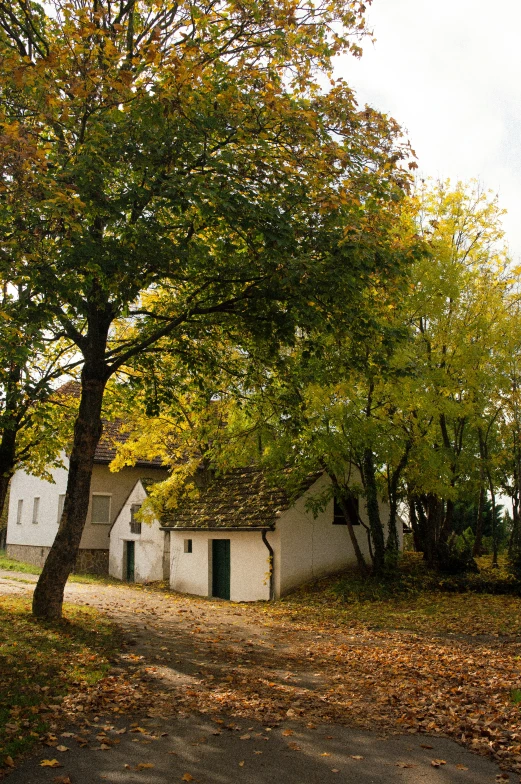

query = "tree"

[398,181,512,569]
[0,0,413,617]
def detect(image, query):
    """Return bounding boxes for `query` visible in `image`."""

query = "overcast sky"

[336,0,521,261]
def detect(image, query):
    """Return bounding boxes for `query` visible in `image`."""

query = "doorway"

[212,539,230,600]
[126,540,135,582]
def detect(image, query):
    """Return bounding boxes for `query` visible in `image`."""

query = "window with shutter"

[91,494,111,524]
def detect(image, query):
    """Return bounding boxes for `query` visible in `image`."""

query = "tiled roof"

[94,419,165,468]
[161,467,322,530]
[54,381,165,468]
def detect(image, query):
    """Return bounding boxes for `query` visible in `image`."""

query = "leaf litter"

[4,577,521,776]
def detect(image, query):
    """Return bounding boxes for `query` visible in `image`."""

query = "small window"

[32,497,40,525]
[184,539,193,553]
[130,504,142,535]
[333,497,360,525]
[57,494,65,524]
[91,494,111,524]
[16,499,23,525]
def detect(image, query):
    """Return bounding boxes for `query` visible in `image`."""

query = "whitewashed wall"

[109,480,165,582]
[169,529,274,602]
[6,458,69,549]
[277,473,391,596]
[7,458,168,553]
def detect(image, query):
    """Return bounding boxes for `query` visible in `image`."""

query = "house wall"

[6,458,167,573]
[169,529,273,602]
[109,481,165,583]
[277,473,392,596]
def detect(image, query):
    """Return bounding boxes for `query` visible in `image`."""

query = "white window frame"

[57,494,65,524]
[32,497,40,525]
[16,499,23,525]
[90,493,112,525]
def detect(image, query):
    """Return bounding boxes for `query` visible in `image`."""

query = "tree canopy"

[0,0,416,617]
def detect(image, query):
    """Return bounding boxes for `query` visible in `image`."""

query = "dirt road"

[0,570,510,783]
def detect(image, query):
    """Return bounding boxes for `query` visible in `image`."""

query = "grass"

[0,551,121,585]
[511,688,521,706]
[265,552,521,638]
[0,595,119,768]
[0,552,40,575]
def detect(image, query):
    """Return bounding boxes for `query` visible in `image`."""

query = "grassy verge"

[0,595,119,769]
[266,553,521,637]
[0,551,120,585]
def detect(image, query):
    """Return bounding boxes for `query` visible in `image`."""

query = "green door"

[126,541,135,582]
[212,539,230,600]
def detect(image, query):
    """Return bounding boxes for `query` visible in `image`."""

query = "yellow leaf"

[182,775,194,782]
[40,759,62,768]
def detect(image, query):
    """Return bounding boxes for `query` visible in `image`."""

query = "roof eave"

[160,525,276,532]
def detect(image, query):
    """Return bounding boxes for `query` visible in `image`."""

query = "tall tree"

[0,0,413,617]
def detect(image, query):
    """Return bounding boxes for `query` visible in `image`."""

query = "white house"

[109,467,398,600]
[6,419,168,575]
[109,478,166,583]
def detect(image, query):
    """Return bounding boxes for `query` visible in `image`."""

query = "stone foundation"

[6,544,109,575]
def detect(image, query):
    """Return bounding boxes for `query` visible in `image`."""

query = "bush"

[330,553,521,602]
[437,530,479,575]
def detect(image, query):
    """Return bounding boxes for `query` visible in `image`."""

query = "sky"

[336,0,521,261]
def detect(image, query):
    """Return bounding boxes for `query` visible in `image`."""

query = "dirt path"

[0,570,513,783]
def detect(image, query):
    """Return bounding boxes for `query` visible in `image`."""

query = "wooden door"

[212,539,230,600]
[126,540,135,582]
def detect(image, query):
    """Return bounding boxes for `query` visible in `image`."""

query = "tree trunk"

[0,365,23,519]
[487,472,499,568]
[362,448,385,574]
[424,494,439,567]
[329,472,369,576]
[408,495,420,552]
[385,448,410,557]
[0,426,17,521]
[32,368,107,619]
[472,480,485,557]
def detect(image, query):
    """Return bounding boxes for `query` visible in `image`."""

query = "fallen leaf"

[181,774,194,782]
[455,764,468,771]
[331,769,339,774]
[431,759,447,767]
[56,746,69,752]
[240,734,251,740]
[137,763,154,770]
[396,762,415,768]
[321,752,331,757]
[52,777,72,784]
[4,757,14,768]
[350,755,364,761]
[40,759,62,768]
[282,729,294,737]
[239,761,245,767]
[420,744,434,750]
